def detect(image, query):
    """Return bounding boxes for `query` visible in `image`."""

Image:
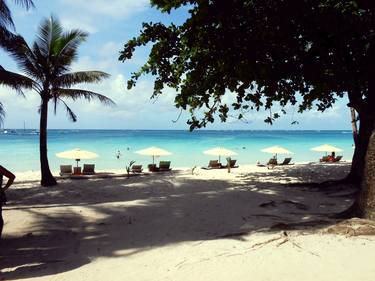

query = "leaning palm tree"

[0,0,35,122]
[1,16,114,186]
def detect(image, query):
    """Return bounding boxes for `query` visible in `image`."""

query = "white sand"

[1,162,375,281]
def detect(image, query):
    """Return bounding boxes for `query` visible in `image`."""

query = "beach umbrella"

[261,145,293,159]
[311,144,343,155]
[135,146,172,164]
[203,147,237,162]
[56,148,99,167]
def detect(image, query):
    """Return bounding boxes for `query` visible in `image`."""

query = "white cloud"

[58,0,150,33]
[61,0,149,19]
[71,55,117,73]
[60,17,97,33]
[105,74,178,118]
[99,42,122,58]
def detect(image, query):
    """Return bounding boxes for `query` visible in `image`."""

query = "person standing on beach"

[0,165,15,239]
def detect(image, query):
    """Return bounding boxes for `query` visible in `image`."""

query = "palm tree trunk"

[345,77,375,185]
[357,130,375,219]
[39,98,57,186]
[346,115,375,184]
[350,108,359,146]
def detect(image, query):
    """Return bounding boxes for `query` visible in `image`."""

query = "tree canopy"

[120,0,374,130]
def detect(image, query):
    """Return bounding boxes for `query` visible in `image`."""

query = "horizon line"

[1,128,353,132]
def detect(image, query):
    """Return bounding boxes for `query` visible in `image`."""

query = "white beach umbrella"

[203,147,237,162]
[56,148,99,166]
[311,144,343,154]
[135,146,172,164]
[261,145,293,159]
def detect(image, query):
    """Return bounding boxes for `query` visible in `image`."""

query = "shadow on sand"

[0,163,354,280]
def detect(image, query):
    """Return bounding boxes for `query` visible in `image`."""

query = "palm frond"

[34,16,88,76]
[12,0,34,9]
[0,31,43,80]
[36,15,63,58]
[53,29,88,72]
[0,25,13,41]
[56,29,88,56]
[54,71,110,88]
[56,88,115,106]
[58,98,77,122]
[0,101,5,125]
[0,65,34,94]
[0,0,14,30]
[52,93,59,114]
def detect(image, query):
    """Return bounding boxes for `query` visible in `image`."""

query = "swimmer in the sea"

[116,150,122,159]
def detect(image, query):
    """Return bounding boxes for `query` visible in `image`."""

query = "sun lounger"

[202,160,222,169]
[222,159,239,168]
[279,157,293,165]
[82,164,95,175]
[320,156,329,162]
[131,164,143,173]
[333,155,343,162]
[148,164,157,172]
[158,161,171,172]
[267,158,278,169]
[210,160,222,168]
[59,165,72,176]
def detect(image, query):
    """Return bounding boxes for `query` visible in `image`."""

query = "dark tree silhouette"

[120,0,375,217]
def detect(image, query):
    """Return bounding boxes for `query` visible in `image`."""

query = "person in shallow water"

[0,165,15,240]
[116,150,122,159]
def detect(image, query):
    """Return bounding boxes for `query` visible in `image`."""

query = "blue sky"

[0,0,351,130]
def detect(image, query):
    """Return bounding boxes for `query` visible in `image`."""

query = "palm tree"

[0,0,35,122]
[1,16,114,186]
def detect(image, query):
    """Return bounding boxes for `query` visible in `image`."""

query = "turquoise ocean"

[0,130,354,172]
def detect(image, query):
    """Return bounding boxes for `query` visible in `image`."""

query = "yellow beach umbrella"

[261,145,293,159]
[135,146,172,164]
[203,147,237,162]
[311,144,343,155]
[56,148,99,167]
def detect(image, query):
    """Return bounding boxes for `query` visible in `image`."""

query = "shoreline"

[12,161,352,183]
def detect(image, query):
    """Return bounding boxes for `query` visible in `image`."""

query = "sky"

[0,0,352,130]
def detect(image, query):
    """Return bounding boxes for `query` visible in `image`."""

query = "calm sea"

[0,130,354,172]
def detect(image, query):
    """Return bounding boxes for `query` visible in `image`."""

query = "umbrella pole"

[219,155,221,163]
[152,155,155,164]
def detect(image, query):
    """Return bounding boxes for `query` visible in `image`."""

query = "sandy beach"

[1,162,375,281]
